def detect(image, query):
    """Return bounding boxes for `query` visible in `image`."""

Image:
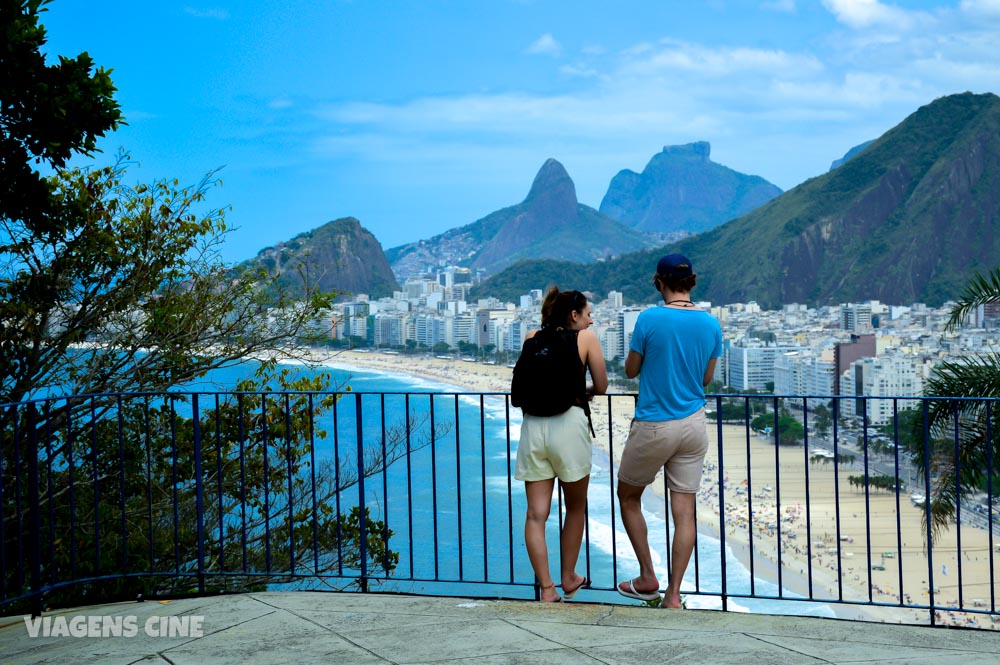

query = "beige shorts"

[617,410,708,492]
[515,407,592,483]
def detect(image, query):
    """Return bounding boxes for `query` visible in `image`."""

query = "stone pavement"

[1,592,999,664]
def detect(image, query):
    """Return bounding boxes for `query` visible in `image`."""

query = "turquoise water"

[193,357,836,617]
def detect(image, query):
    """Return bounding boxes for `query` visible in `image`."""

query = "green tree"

[431,341,452,355]
[908,268,1000,538]
[707,401,749,423]
[4,369,449,610]
[1,156,334,406]
[751,412,805,445]
[1,0,121,233]
[812,404,832,439]
[1,3,443,610]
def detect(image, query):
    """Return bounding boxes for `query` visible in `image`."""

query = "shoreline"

[296,348,998,629]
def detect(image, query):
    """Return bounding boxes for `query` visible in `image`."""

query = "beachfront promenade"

[3,591,999,664]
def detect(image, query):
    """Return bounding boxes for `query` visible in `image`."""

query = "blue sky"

[41,0,1000,263]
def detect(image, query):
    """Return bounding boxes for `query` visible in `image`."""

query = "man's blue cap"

[656,253,693,277]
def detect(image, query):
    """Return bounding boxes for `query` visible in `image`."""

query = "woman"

[514,287,608,602]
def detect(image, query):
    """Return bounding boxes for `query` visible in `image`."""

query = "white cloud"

[559,64,600,78]
[302,12,1000,197]
[183,7,230,20]
[526,33,562,56]
[268,98,294,110]
[620,40,824,79]
[821,0,913,29]
[960,0,1000,16]
[761,0,797,12]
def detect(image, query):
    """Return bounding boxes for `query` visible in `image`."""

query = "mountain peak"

[662,141,711,161]
[600,141,781,234]
[525,158,576,204]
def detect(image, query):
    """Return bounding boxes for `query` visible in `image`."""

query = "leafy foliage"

[2,371,448,610]
[0,0,121,232]
[0,2,424,611]
[750,412,805,445]
[907,354,1000,539]
[848,474,900,492]
[899,267,1000,540]
[1,156,336,407]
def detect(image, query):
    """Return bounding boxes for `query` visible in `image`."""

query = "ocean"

[191,357,836,618]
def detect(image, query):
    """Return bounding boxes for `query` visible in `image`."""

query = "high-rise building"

[617,308,642,360]
[601,327,622,363]
[842,303,873,333]
[833,334,876,393]
[774,351,836,398]
[727,337,800,391]
[838,354,924,424]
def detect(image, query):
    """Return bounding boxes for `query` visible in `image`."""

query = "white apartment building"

[446,313,476,348]
[838,353,925,424]
[774,351,836,398]
[601,327,622,363]
[617,308,643,360]
[372,314,404,347]
[334,302,370,339]
[842,303,873,333]
[727,337,800,391]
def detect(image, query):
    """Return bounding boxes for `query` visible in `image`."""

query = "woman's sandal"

[540,583,563,603]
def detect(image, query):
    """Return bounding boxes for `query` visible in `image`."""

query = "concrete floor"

[2,592,999,664]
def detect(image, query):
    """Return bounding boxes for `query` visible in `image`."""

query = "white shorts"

[515,407,592,483]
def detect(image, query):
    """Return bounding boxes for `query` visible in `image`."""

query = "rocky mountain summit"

[599,141,782,235]
[245,217,398,299]
[477,92,1000,308]
[386,159,655,279]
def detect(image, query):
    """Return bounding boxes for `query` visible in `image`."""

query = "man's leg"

[616,480,659,595]
[663,490,696,608]
[558,475,589,591]
[524,479,560,601]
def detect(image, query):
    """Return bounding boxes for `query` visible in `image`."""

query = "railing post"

[714,394,728,612]
[355,393,368,592]
[192,394,206,594]
[922,400,935,626]
[27,404,42,618]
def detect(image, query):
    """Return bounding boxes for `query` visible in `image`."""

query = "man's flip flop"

[616,578,661,601]
[562,577,591,600]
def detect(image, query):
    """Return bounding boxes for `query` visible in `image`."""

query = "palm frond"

[946,268,1000,331]
[914,351,1000,542]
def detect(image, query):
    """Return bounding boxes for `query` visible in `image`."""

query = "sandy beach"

[305,348,999,628]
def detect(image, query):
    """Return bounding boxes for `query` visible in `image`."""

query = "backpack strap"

[582,400,595,438]
[563,328,596,438]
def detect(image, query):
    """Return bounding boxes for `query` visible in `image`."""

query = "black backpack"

[510,327,586,417]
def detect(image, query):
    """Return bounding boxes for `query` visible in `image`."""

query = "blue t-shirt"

[629,306,723,421]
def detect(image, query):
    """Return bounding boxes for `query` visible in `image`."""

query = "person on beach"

[514,287,608,602]
[615,254,722,608]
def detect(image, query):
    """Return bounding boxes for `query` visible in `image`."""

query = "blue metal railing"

[1,390,997,629]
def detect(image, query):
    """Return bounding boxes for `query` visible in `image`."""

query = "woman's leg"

[558,475,590,590]
[524,478,560,601]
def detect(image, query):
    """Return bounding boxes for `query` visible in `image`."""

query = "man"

[615,253,723,608]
